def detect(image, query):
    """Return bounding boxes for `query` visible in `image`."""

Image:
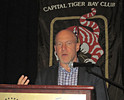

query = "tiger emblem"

[67,8,104,64]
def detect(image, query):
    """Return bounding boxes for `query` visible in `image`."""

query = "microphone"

[69,62,124,90]
[69,62,95,68]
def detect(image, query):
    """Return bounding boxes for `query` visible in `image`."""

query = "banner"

[38,0,123,99]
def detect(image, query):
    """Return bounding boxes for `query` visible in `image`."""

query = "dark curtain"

[122,0,124,87]
[0,0,39,84]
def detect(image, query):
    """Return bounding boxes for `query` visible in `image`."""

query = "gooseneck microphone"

[68,61,124,90]
[69,61,95,68]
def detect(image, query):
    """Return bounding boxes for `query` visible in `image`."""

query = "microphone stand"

[86,66,124,90]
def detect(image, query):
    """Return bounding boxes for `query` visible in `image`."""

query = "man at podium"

[18,29,109,100]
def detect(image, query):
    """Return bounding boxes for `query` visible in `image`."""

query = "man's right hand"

[17,75,30,85]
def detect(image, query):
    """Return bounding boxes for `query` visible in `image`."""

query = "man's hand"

[17,75,30,85]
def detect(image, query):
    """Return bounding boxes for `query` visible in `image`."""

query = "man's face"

[54,30,80,64]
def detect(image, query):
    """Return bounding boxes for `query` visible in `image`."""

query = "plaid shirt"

[58,65,78,85]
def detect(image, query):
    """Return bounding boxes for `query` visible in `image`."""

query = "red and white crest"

[67,8,104,64]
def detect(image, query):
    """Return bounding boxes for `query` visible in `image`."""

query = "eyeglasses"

[56,41,76,48]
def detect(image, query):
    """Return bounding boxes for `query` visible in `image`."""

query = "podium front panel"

[0,84,94,100]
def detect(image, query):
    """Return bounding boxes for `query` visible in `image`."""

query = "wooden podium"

[0,84,94,100]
